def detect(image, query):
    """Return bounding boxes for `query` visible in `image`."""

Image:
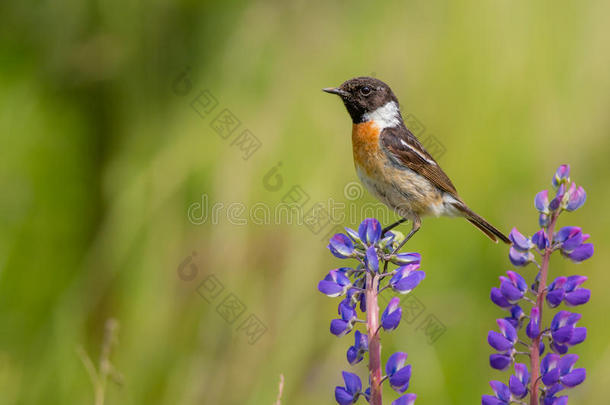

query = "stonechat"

[323,76,510,251]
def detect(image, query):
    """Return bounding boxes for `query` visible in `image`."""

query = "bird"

[323,76,510,252]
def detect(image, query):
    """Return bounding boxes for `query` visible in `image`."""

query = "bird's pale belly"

[351,120,458,219]
[355,161,448,219]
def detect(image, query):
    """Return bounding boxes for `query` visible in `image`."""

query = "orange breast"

[352,121,383,176]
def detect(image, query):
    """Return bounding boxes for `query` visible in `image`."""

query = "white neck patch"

[363,101,401,129]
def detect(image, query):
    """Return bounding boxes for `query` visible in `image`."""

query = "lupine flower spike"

[483,165,592,405]
[319,218,424,405]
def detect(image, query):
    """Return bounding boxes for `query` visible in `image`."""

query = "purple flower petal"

[489,354,511,370]
[558,354,578,374]
[564,275,587,291]
[382,297,403,331]
[481,395,505,405]
[329,234,355,258]
[535,190,550,213]
[490,287,511,308]
[565,289,590,306]
[497,318,518,343]
[389,365,412,393]
[539,213,550,228]
[560,368,586,387]
[346,346,360,365]
[330,319,350,337]
[568,327,587,345]
[542,368,560,386]
[500,280,524,302]
[532,230,549,250]
[526,307,541,339]
[566,184,586,211]
[514,363,530,385]
[565,243,594,262]
[488,331,513,352]
[552,164,570,188]
[342,371,362,395]
[334,386,354,405]
[318,280,344,297]
[509,247,534,267]
[509,374,527,399]
[489,381,510,402]
[365,245,379,272]
[344,227,362,244]
[392,252,421,265]
[386,352,408,376]
[392,271,425,294]
[546,289,565,308]
[509,228,533,251]
[358,218,382,245]
[392,393,417,405]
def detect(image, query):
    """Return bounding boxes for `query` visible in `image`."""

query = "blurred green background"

[1,1,609,404]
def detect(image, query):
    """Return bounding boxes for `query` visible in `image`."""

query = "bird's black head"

[323,76,399,123]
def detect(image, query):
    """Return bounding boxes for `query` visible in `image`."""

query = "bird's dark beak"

[323,87,349,97]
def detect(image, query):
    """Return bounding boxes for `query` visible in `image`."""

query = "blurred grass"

[1,0,609,404]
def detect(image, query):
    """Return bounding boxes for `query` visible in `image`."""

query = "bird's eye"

[360,86,371,96]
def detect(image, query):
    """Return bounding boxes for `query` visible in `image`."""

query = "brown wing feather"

[380,126,458,196]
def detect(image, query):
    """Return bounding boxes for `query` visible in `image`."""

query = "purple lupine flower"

[358,218,382,245]
[329,233,356,258]
[543,384,568,405]
[555,227,583,251]
[330,301,357,337]
[566,183,586,211]
[557,354,586,387]
[499,271,528,302]
[509,228,533,251]
[483,166,591,405]
[503,305,525,329]
[391,252,421,265]
[482,381,510,405]
[541,354,586,388]
[532,229,549,250]
[546,276,567,308]
[563,275,590,306]
[535,190,550,214]
[319,268,352,297]
[344,227,363,245]
[386,352,412,393]
[322,218,423,405]
[347,330,368,365]
[365,245,380,272]
[509,363,530,399]
[390,264,425,294]
[539,213,550,228]
[488,319,517,370]
[549,183,566,211]
[392,393,417,405]
[563,243,594,263]
[552,164,570,188]
[490,287,511,308]
[381,297,402,331]
[526,307,540,339]
[550,311,586,347]
[508,247,534,267]
[335,371,362,405]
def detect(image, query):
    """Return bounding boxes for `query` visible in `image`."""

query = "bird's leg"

[390,216,421,255]
[382,218,408,236]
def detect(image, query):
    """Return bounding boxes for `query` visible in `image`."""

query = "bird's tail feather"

[452,203,510,244]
